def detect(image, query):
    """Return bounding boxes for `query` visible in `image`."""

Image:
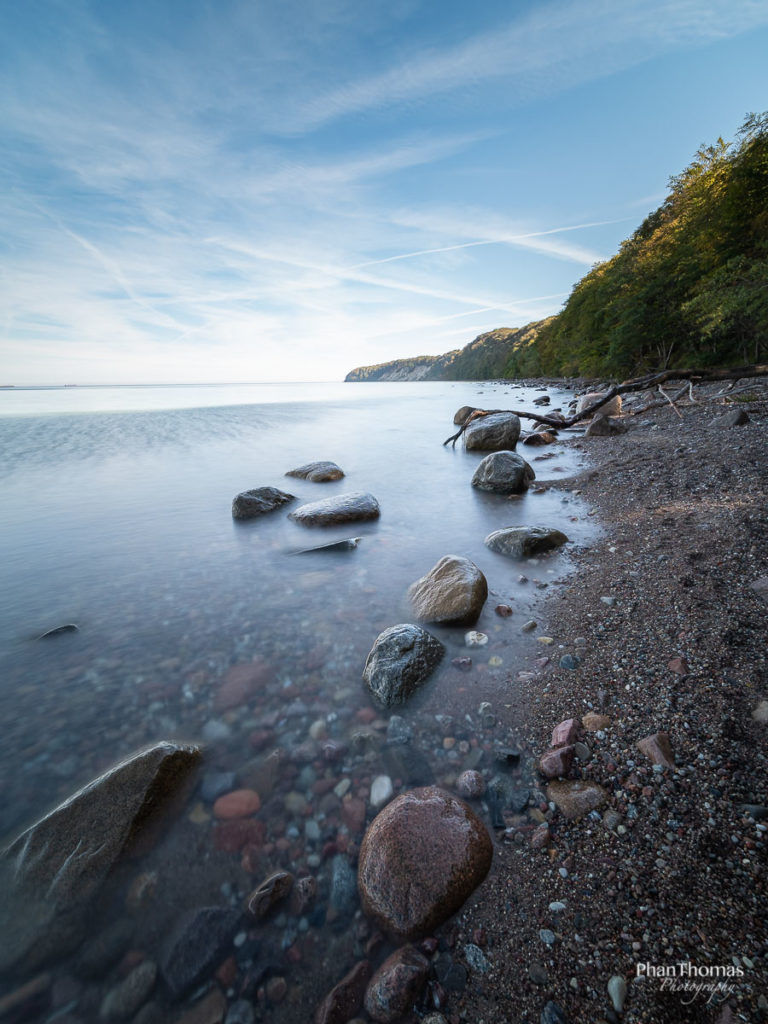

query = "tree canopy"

[504,112,768,378]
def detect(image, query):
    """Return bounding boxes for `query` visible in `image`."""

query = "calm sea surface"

[0,380,593,1017]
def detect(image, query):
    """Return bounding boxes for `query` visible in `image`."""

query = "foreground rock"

[575,392,622,416]
[585,414,628,437]
[160,906,241,999]
[232,486,295,519]
[314,960,371,1024]
[363,624,444,708]
[463,412,521,451]
[364,946,430,1022]
[288,491,380,526]
[358,787,493,939]
[0,742,201,974]
[285,460,344,482]
[471,451,535,494]
[407,555,488,626]
[546,780,607,820]
[484,526,568,559]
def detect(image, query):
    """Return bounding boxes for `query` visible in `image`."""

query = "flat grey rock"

[160,905,242,999]
[485,526,569,559]
[288,491,380,526]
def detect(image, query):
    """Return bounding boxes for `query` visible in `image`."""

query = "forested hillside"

[507,112,768,378]
[346,113,768,383]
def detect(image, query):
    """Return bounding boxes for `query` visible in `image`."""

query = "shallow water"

[0,380,593,1017]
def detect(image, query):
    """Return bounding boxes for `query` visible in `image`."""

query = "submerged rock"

[364,946,430,1022]
[285,460,345,482]
[232,486,295,519]
[363,624,444,708]
[471,450,535,494]
[36,623,79,639]
[407,555,488,626]
[288,492,380,526]
[160,906,241,1000]
[293,537,362,554]
[357,786,492,940]
[484,526,568,559]
[463,411,521,451]
[0,741,201,974]
[314,960,370,1024]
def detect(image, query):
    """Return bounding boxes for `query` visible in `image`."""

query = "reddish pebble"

[342,798,366,834]
[213,789,261,819]
[215,956,238,987]
[356,707,377,724]
[285,944,302,965]
[214,819,266,853]
[495,604,513,617]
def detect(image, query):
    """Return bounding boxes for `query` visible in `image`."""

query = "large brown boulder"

[0,742,201,974]
[407,555,487,627]
[463,412,521,451]
[357,787,492,940]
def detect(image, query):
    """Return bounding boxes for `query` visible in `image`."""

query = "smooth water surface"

[0,380,593,1018]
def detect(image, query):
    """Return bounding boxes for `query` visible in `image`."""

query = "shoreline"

[449,379,768,1023]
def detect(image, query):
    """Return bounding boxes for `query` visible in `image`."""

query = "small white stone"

[465,631,489,647]
[608,974,627,1012]
[370,774,394,808]
[334,778,351,799]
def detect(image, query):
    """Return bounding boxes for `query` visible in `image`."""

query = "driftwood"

[442,364,768,446]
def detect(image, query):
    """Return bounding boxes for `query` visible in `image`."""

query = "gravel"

[446,379,768,1024]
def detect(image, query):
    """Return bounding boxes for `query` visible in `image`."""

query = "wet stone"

[314,960,370,1024]
[330,854,358,915]
[160,906,241,1000]
[541,1001,569,1024]
[224,1000,255,1024]
[246,871,295,920]
[200,772,238,804]
[386,716,413,745]
[288,491,380,527]
[100,960,157,1020]
[364,946,430,1023]
[75,919,135,978]
[232,487,295,520]
[408,555,488,627]
[464,943,490,973]
[363,624,444,708]
[285,461,344,482]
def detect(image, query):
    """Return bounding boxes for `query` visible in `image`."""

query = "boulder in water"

[363,624,444,708]
[463,412,521,451]
[288,492,380,526]
[407,555,487,626]
[471,451,535,494]
[285,460,345,482]
[485,526,568,559]
[0,741,201,974]
[232,486,295,519]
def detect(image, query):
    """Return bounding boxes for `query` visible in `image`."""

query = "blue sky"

[2,0,768,384]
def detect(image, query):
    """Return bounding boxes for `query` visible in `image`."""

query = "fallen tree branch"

[442,364,768,445]
[658,384,683,418]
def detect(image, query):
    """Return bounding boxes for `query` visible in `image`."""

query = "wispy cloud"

[277,0,768,133]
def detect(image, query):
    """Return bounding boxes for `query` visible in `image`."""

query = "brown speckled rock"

[285,461,345,482]
[546,780,607,820]
[357,787,492,940]
[407,555,488,627]
[314,960,370,1024]
[636,731,676,768]
[364,946,430,1022]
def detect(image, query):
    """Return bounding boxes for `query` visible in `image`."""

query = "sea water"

[0,380,592,1017]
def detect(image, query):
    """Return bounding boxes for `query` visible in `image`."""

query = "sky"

[2,0,768,385]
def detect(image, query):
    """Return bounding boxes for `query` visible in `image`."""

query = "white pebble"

[370,774,394,808]
[608,974,627,1012]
